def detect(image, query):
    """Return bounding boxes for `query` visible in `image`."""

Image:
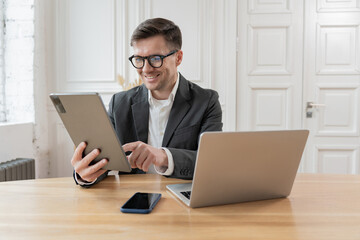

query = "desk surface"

[0,173,360,240]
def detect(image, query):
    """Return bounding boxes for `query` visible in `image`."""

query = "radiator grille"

[0,158,35,182]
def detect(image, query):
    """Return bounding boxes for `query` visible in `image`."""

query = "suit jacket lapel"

[162,74,191,147]
[131,85,149,143]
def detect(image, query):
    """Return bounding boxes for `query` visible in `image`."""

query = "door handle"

[307,102,326,108]
[306,102,325,118]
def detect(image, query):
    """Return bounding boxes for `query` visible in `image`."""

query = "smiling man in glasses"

[71,18,223,187]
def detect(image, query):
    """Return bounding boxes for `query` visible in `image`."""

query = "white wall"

[31,0,360,177]
[32,0,57,178]
[0,122,34,163]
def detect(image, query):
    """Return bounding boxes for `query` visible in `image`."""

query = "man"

[71,18,222,187]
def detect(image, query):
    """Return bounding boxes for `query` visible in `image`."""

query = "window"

[0,0,5,122]
[0,0,34,123]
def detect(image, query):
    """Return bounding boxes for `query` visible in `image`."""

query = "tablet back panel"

[50,93,131,172]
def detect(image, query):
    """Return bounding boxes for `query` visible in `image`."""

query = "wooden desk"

[0,174,359,240]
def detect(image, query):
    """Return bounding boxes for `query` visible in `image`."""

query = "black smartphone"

[120,192,162,214]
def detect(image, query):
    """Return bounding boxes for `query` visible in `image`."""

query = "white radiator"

[0,158,35,182]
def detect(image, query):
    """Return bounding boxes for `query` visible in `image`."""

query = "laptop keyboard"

[181,191,191,199]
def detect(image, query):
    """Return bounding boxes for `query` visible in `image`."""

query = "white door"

[237,0,360,174]
[237,0,305,131]
[302,0,360,174]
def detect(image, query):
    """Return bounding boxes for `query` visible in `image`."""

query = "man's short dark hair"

[130,18,182,50]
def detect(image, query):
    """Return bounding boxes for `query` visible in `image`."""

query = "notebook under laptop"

[166,130,309,208]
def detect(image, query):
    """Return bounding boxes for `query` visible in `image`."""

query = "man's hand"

[71,142,108,182]
[122,141,168,172]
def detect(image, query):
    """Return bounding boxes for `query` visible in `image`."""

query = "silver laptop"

[166,130,309,208]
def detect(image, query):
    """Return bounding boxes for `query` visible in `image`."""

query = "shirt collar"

[148,72,180,106]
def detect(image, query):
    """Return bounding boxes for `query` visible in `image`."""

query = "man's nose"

[142,59,154,72]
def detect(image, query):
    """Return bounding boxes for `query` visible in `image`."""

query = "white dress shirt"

[147,73,179,175]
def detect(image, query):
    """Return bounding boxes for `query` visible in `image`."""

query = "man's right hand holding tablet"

[71,142,109,183]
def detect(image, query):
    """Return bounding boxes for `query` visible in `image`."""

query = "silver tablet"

[50,92,131,172]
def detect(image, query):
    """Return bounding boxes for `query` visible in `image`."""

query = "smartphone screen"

[120,192,162,214]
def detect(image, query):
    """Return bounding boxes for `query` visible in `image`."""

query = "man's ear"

[175,50,183,66]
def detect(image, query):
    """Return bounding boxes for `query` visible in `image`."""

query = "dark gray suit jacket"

[75,73,222,187]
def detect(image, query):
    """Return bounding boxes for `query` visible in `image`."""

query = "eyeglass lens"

[132,55,162,68]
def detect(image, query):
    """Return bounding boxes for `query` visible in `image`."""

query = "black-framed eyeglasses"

[128,50,178,69]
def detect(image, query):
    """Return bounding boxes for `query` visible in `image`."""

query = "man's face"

[132,35,183,99]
